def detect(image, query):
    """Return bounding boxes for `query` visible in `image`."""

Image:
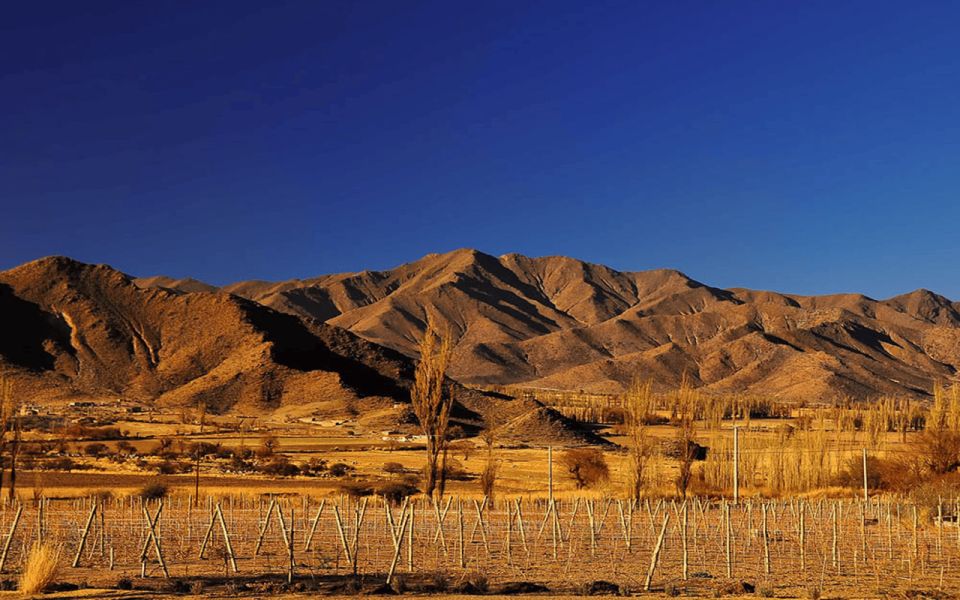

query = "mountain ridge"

[132,248,960,400]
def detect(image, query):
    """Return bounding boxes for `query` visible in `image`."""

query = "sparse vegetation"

[139,482,168,500]
[623,376,655,499]
[560,448,609,489]
[19,542,60,595]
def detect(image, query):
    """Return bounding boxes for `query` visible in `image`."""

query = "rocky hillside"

[0,257,412,412]
[137,249,960,400]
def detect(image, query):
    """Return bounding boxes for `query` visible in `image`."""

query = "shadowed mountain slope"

[0,257,413,412]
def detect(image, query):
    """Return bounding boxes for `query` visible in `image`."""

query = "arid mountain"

[138,249,960,401]
[0,256,604,445]
[0,256,412,412]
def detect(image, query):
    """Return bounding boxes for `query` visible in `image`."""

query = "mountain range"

[138,248,959,401]
[0,250,956,415]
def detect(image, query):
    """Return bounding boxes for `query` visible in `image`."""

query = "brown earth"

[137,248,960,401]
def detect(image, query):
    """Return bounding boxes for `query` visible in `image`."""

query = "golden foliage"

[411,319,454,499]
[19,542,60,595]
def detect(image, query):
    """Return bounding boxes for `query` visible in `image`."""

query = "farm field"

[0,493,956,599]
[5,397,956,598]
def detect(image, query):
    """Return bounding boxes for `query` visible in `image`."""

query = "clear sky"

[2,2,958,298]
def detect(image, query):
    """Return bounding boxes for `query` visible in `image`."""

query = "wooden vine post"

[644,513,670,592]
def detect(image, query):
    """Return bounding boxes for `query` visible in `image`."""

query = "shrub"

[257,435,278,458]
[19,542,60,594]
[560,448,610,489]
[151,437,175,458]
[836,454,913,492]
[339,481,373,497]
[302,457,328,475]
[377,481,419,505]
[383,461,406,474]
[139,483,168,500]
[66,425,124,441]
[258,459,300,477]
[188,442,221,459]
[42,457,78,471]
[441,458,472,481]
[229,456,254,473]
[465,572,488,593]
[329,462,353,477]
[915,429,960,475]
[430,571,450,592]
[400,473,421,487]
[157,460,190,475]
[83,443,108,458]
[115,440,135,457]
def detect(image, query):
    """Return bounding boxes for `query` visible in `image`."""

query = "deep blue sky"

[2,2,959,298]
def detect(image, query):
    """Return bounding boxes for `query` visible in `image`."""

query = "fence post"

[72,503,97,568]
[762,502,770,574]
[681,501,688,580]
[288,508,295,584]
[733,425,739,504]
[862,448,868,504]
[0,504,23,573]
[643,513,670,591]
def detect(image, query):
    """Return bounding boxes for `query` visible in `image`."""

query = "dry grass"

[18,542,60,595]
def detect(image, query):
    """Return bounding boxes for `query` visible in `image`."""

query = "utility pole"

[548,446,554,503]
[733,425,739,504]
[194,447,201,507]
[862,448,868,504]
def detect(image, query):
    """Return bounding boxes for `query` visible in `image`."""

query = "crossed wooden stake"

[139,501,169,578]
[198,502,238,572]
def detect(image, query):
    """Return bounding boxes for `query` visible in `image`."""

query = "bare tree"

[624,376,655,500]
[674,376,698,499]
[411,320,454,499]
[479,427,498,499]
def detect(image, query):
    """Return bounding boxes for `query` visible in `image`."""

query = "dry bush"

[560,448,609,489]
[479,427,498,499]
[383,461,406,474]
[915,427,960,475]
[329,462,353,477]
[257,435,278,458]
[139,483,168,500]
[836,454,916,492]
[19,542,60,594]
[377,481,419,505]
[340,481,373,497]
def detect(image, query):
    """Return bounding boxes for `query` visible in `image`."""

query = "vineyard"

[2,493,959,597]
